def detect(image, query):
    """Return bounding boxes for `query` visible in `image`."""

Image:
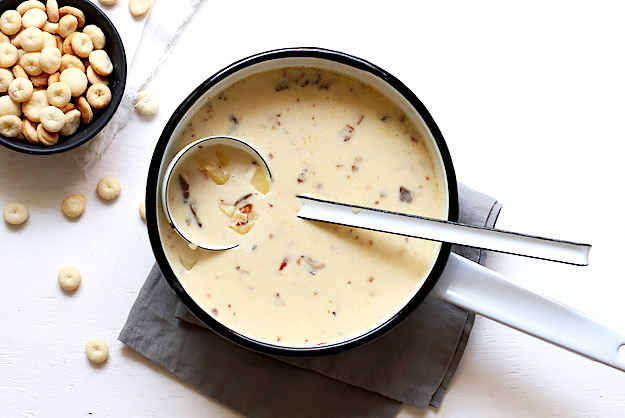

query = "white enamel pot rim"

[145,48,625,371]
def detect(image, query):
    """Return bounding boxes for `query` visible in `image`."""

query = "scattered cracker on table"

[128,0,151,18]
[3,201,28,224]
[85,337,108,363]
[62,193,85,218]
[134,91,158,115]
[139,200,145,221]
[58,265,81,290]
[96,176,121,200]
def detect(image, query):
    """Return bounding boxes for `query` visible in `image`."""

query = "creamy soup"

[159,67,447,347]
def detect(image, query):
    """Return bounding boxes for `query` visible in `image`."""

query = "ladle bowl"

[161,136,272,251]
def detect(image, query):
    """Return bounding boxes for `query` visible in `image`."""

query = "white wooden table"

[2,1,624,416]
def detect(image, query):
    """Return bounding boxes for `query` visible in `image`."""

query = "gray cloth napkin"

[119,183,502,418]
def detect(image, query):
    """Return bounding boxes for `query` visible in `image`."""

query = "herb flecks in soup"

[159,67,446,347]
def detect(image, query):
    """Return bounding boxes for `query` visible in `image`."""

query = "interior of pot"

[147,48,459,356]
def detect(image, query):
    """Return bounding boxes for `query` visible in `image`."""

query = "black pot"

[146,47,459,357]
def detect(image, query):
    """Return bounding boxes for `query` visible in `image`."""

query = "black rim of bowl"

[146,47,459,357]
[0,0,127,155]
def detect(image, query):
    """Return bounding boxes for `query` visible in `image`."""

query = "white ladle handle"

[296,196,590,265]
[432,253,625,372]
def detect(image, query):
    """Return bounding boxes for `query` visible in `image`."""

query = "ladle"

[162,136,590,265]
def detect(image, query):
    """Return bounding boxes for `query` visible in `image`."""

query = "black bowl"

[0,0,127,155]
